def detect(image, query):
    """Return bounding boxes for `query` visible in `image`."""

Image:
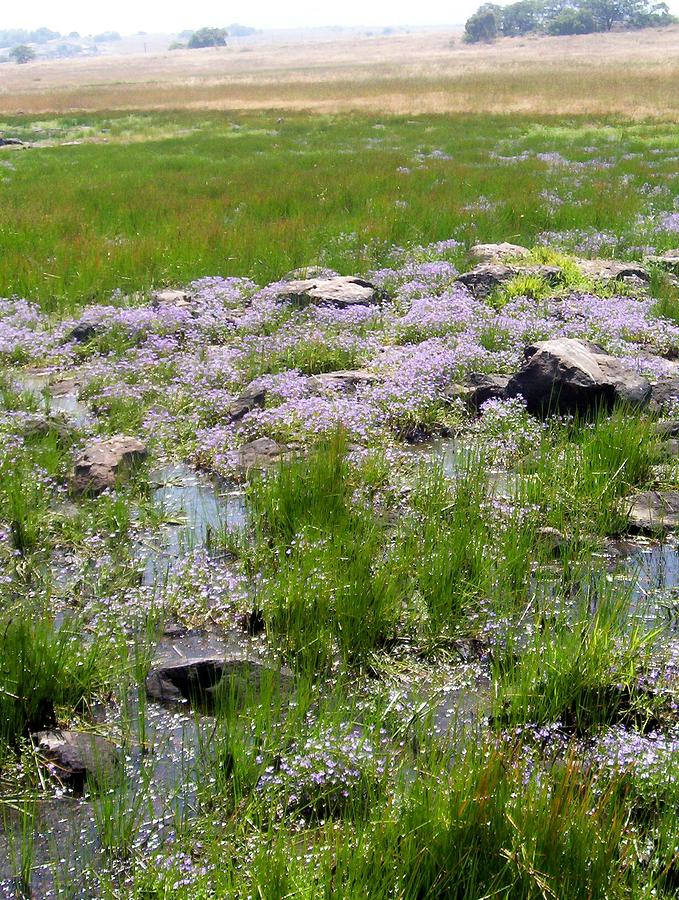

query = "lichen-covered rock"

[280,266,340,282]
[32,730,117,792]
[73,435,147,494]
[457,264,561,298]
[507,338,651,414]
[274,276,382,308]
[307,370,380,394]
[576,259,650,285]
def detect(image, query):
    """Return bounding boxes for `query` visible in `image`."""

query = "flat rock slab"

[280,266,340,282]
[227,385,268,423]
[152,288,193,308]
[274,276,382,308]
[32,730,117,792]
[443,372,510,411]
[507,338,651,414]
[73,435,147,494]
[626,491,679,533]
[469,242,530,264]
[644,250,679,275]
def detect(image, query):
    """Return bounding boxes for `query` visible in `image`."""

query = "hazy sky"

[2,0,679,34]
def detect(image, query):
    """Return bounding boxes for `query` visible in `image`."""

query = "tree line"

[464,0,675,41]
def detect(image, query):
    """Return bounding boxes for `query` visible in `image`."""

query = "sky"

[2,0,679,35]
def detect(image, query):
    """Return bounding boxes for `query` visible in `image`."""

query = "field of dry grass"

[2,25,679,118]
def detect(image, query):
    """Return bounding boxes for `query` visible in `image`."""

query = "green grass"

[2,112,679,311]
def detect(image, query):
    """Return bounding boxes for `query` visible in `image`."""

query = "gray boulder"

[227,384,268,423]
[275,276,383,308]
[73,435,147,494]
[237,437,285,472]
[626,491,679,533]
[32,730,117,792]
[151,288,193,309]
[469,242,530,265]
[507,338,651,414]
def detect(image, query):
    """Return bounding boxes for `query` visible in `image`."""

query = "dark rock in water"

[626,491,679,533]
[469,242,530,265]
[507,338,651,414]
[67,321,99,343]
[146,647,292,710]
[274,275,383,308]
[444,372,510,411]
[73,435,147,494]
[308,369,380,394]
[32,730,117,792]
[237,437,285,472]
[280,266,340,282]
[650,378,679,411]
[227,384,268,423]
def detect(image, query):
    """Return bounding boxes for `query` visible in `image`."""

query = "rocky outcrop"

[649,378,679,411]
[507,338,651,414]
[644,249,679,276]
[469,242,530,265]
[626,491,679,533]
[274,276,383,308]
[576,259,649,287]
[73,435,147,494]
[227,384,268,423]
[151,288,194,309]
[457,264,562,298]
[32,730,117,792]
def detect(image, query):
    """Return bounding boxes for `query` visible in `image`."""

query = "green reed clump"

[0,615,105,753]
[491,588,661,734]
[522,405,659,535]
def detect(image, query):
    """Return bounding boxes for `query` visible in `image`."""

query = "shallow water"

[137,463,247,586]
[11,371,92,426]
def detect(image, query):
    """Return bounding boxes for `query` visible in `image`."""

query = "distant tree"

[68,31,80,39]
[187,27,227,48]
[9,44,36,64]
[226,23,257,37]
[464,4,503,41]
[169,41,187,50]
[502,0,543,34]
[32,27,59,43]
[547,6,597,32]
[93,31,121,42]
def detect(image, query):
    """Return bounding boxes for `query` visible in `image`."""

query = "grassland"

[1,111,679,312]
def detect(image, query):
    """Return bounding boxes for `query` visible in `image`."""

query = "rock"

[307,370,380,394]
[0,138,24,147]
[67,321,99,343]
[537,526,570,556]
[654,420,679,438]
[644,249,679,275]
[238,437,285,471]
[227,385,267,423]
[626,491,679,533]
[650,378,679,411]
[444,373,510,411]
[469,242,530,265]
[73,435,147,494]
[456,264,561,298]
[280,266,340,282]
[19,412,72,443]
[576,259,650,285]
[151,288,193,308]
[275,276,383,308]
[146,645,292,710]
[507,338,651,415]
[32,730,117,792]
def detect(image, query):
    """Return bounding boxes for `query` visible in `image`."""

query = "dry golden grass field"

[2,25,679,117]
